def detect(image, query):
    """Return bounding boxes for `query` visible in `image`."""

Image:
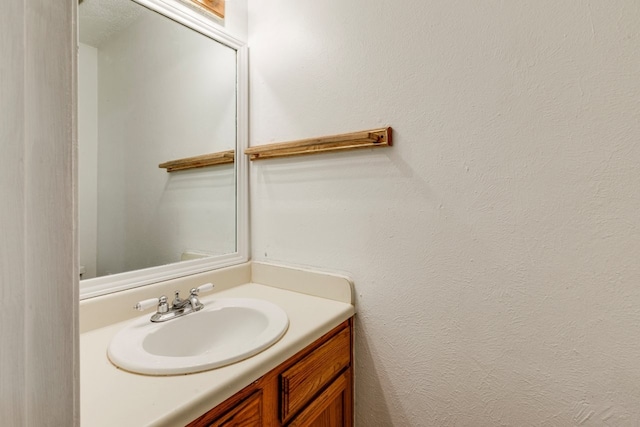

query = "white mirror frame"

[79,0,249,300]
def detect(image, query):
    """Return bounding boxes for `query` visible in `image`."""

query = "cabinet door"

[280,326,351,422]
[207,390,262,427]
[286,369,352,427]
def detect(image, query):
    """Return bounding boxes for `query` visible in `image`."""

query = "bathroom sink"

[107,298,289,375]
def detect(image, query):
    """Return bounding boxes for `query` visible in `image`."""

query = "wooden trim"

[190,0,224,19]
[158,149,234,172]
[244,127,392,161]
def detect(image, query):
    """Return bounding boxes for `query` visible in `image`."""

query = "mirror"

[78,0,248,298]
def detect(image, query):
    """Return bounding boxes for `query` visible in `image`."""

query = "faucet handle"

[157,295,169,313]
[134,295,169,313]
[134,297,159,311]
[190,282,215,296]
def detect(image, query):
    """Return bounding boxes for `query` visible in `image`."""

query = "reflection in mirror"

[78,0,237,282]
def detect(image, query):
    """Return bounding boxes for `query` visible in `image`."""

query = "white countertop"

[81,282,354,426]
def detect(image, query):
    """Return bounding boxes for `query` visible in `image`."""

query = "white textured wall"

[0,0,77,424]
[248,1,640,425]
[78,43,98,279]
[96,10,237,276]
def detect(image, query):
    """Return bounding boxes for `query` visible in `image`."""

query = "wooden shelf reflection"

[159,150,235,172]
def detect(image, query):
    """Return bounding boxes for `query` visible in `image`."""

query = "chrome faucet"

[134,283,214,322]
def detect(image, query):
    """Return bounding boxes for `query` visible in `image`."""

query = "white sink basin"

[107,298,289,375]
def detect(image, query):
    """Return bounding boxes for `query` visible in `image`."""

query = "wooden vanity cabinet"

[186,318,353,427]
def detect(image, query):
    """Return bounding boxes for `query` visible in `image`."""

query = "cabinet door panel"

[287,369,352,427]
[280,326,351,421]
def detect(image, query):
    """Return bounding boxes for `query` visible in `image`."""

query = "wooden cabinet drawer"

[280,325,351,422]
